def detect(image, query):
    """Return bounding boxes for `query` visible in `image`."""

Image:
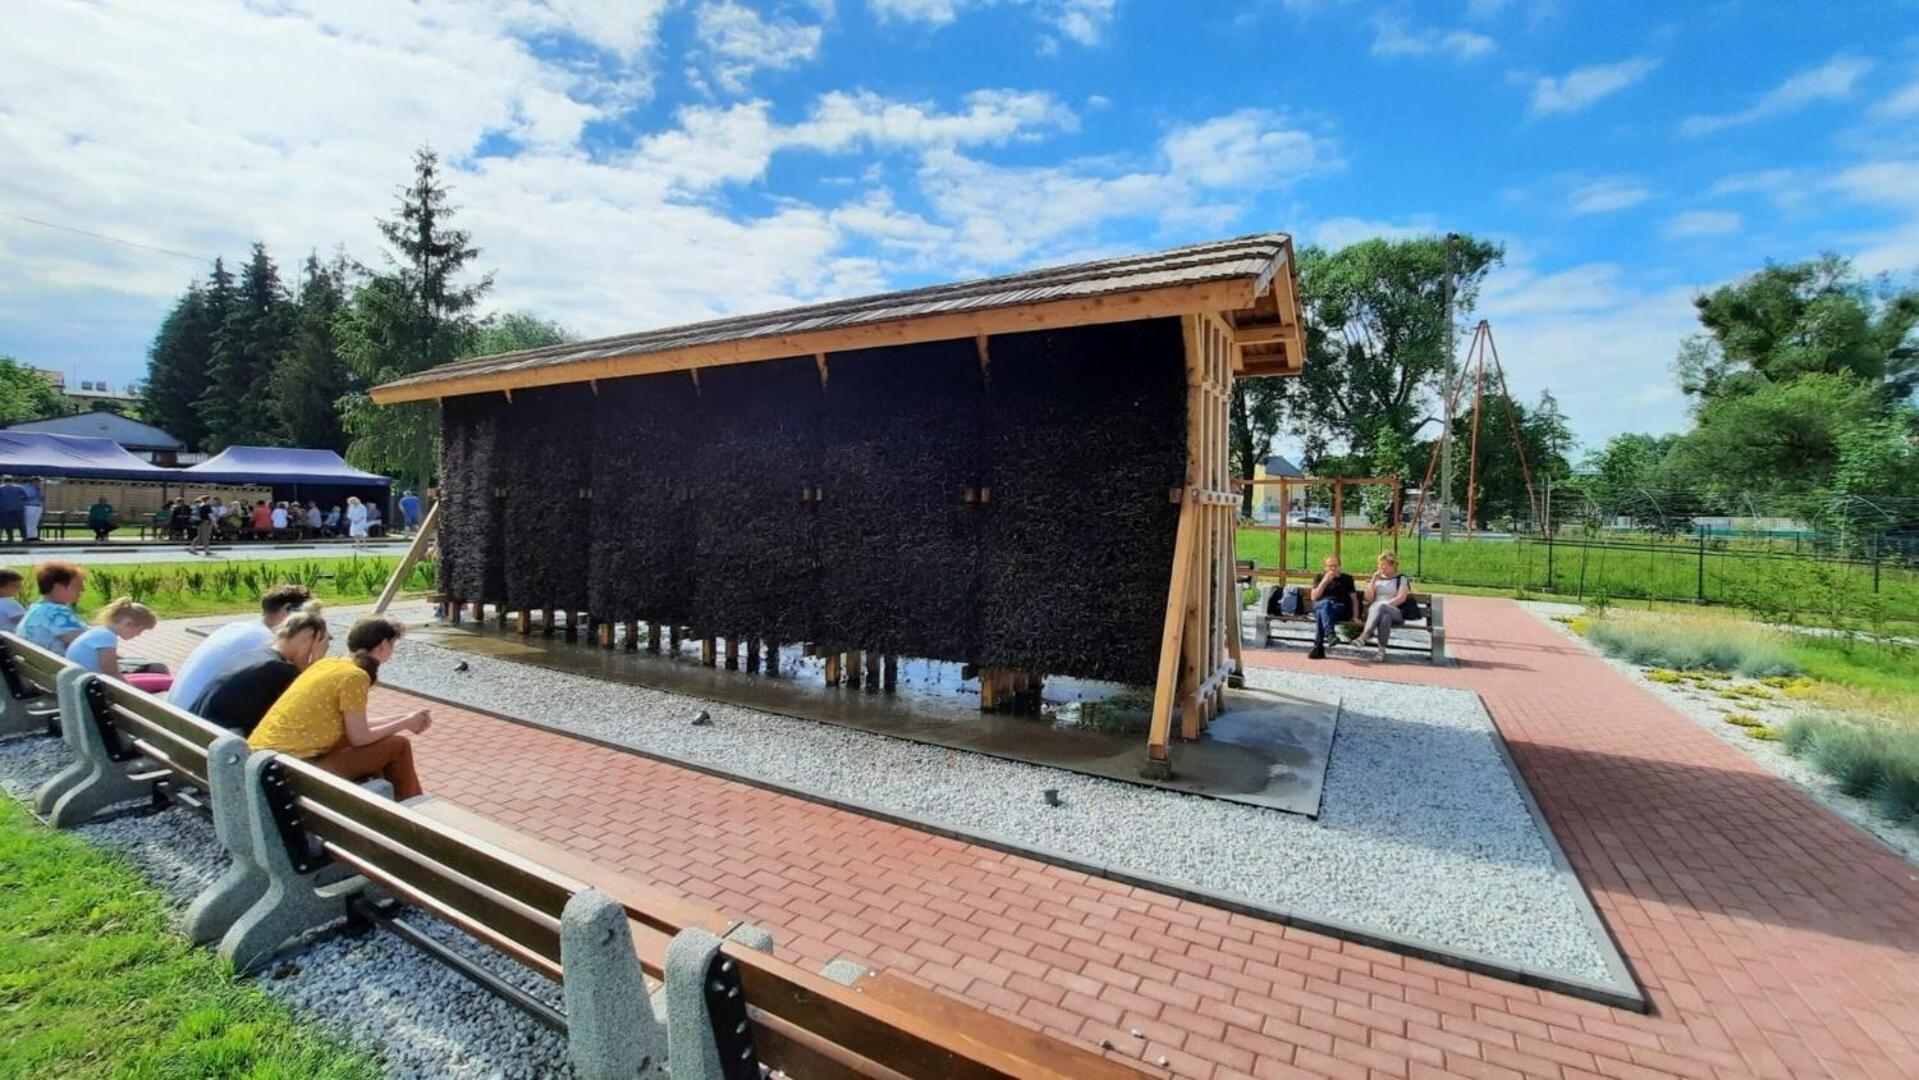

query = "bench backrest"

[0,631,69,699]
[94,677,229,789]
[270,754,1141,1079]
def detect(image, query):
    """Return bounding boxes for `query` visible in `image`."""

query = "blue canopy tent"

[0,431,179,479]
[184,447,393,515]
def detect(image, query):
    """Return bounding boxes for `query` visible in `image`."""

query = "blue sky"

[3,0,1917,456]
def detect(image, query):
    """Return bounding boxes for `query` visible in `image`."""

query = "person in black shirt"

[190,603,331,735]
[1307,555,1356,660]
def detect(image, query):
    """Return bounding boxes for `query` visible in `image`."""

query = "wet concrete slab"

[407,620,1339,816]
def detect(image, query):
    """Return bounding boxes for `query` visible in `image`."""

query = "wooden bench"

[0,632,67,738]
[1242,569,1449,664]
[220,751,1145,1079]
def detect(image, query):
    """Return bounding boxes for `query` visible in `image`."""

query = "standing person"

[0,477,26,544]
[190,497,215,556]
[189,602,331,735]
[21,477,43,543]
[1355,551,1418,662]
[169,583,314,708]
[248,616,429,800]
[18,560,88,651]
[345,496,368,549]
[1305,554,1357,661]
[66,598,172,693]
[168,499,191,541]
[88,496,116,541]
[398,489,422,534]
[0,569,26,634]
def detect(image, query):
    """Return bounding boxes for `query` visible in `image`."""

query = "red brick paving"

[138,598,1919,1077]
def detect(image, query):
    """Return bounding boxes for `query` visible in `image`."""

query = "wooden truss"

[1145,313,1244,775]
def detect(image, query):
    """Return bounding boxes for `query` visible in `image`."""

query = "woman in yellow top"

[248,615,431,800]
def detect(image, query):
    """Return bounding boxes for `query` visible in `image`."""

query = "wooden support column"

[725,638,741,671]
[979,667,998,711]
[516,610,531,636]
[449,598,463,626]
[1333,479,1344,564]
[745,639,760,673]
[765,642,779,677]
[495,606,507,630]
[864,651,880,690]
[598,621,614,649]
[844,651,861,688]
[647,621,662,654]
[625,620,639,652]
[669,625,682,654]
[701,637,716,667]
[823,652,840,686]
[563,612,578,642]
[882,655,897,692]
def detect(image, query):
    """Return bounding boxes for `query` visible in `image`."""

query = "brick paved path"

[137,598,1919,1078]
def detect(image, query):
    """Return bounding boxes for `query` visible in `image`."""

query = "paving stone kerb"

[132,602,1919,1078]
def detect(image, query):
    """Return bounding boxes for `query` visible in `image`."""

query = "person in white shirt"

[168,584,314,710]
[0,568,25,634]
[345,496,368,548]
[270,502,289,531]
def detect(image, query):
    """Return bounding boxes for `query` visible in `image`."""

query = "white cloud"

[1527,57,1658,116]
[868,0,1117,46]
[694,1,827,93]
[1681,55,1875,136]
[1663,210,1742,238]
[1370,15,1495,61]
[1873,75,1919,118]
[1308,216,1440,249]
[1567,178,1651,215]
[915,110,1339,265]
[1466,0,1514,19]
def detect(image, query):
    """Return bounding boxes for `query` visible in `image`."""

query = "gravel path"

[1521,601,1919,866]
[0,735,574,1079]
[380,639,1615,983]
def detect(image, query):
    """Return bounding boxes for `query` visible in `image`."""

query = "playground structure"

[1237,474,1402,573]
[1410,319,1543,537]
[373,234,1307,775]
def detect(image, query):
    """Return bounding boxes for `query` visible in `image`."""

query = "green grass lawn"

[5,555,437,621]
[0,797,374,1078]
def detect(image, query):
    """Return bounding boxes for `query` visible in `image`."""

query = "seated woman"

[66,597,173,693]
[248,616,430,800]
[189,602,330,736]
[88,497,116,541]
[1355,551,1419,662]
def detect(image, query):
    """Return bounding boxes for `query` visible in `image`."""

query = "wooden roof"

[371,232,1304,404]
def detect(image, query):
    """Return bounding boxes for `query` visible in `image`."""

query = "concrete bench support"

[44,674,158,828]
[663,924,776,1080]
[31,668,95,816]
[183,732,263,945]
[559,889,666,1080]
[218,752,368,974]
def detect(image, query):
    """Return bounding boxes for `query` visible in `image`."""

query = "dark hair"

[345,616,405,683]
[34,560,85,596]
[260,583,313,618]
[0,569,21,589]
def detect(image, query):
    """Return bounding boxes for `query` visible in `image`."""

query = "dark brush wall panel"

[437,393,508,604]
[814,339,986,661]
[499,383,596,613]
[979,318,1187,684]
[588,372,700,623]
[688,358,821,641]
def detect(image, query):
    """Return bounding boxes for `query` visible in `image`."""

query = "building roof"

[1261,455,1305,478]
[0,432,174,478]
[185,446,391,487]
[5,411,185,451]
[371,232,1304,404]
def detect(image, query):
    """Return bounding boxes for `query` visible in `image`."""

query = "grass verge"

[1581,610,1801,677]
[0,796,374,1078]
[6,555,437,621]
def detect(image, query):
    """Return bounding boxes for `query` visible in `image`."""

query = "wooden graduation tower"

[372,234,1306,773]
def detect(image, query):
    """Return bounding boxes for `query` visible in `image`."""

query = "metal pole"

[1438,232,1458,543]
[1696,528,1706,603]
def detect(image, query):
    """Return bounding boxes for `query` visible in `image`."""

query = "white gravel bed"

[1519,601,1919,866]
[0,734,576,1078]
[380,639,1616,984]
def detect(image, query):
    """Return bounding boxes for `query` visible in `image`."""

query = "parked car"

[1286,512,1331,526]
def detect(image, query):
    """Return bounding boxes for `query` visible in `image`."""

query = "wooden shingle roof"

[371,232,1302,404]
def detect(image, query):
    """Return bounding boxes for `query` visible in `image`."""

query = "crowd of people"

[151,496,384,551]
[3,560,428,799]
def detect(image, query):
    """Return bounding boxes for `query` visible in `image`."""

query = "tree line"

[1233,236,1917,545]
[142,148,569,488]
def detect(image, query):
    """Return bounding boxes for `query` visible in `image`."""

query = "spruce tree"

[340,147,492,489]
[199,243,292,449]
[272,252,354,451]
[143,284,214,448]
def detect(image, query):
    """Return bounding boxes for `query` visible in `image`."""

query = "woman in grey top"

[1356,551,1416,661]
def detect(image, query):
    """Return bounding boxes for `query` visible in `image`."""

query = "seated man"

[189,603,330,735]
[170,584,314,709]
[1307,555,1356,661]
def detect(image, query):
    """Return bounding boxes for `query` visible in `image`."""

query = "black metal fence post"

[1696,528,1707,603]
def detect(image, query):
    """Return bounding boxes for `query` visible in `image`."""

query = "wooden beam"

[1231,323,1293,346]
[370,277,1262,404]
[374,500,439,615]
[1146,497,1200,765]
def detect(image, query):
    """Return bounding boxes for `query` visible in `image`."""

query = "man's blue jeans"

[1314,598,1350,647]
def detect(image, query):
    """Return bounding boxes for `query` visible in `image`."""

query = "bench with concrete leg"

[0,632,68,738]
[1247,579,1450,664]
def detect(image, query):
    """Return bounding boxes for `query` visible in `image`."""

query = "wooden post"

[1333,479,1344,564]
[625,620,639,652]
[669,625,682,654]
[979,667,998,711]
[598,621,614,649]
[374,500,439,615]
[701,638,716,667]
[824,652,840,686]
[725,638,741,671]
[882,655,897,692]
[765,641,779,677]
[495,606,507,630]
[564,612,578,642]
[516,610,531,636]
[844,651,860,688]
[647,621,661,654]
[449,598,463,626]
[864,651,880,690]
